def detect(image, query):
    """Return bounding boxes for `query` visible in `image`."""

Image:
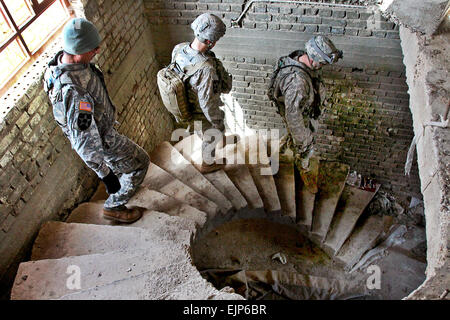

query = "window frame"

[0,0,71,94]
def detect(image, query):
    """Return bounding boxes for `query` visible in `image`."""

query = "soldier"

[269,36,343,171]
[43,18,150,223]
[171,13,237,173]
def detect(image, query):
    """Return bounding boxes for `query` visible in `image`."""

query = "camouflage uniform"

[44,51,150,209]
[172,42,232,161]
[270,50,326,156]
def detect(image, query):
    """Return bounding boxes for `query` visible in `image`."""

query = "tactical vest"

[268,50,323,120]
[172,43,231,114]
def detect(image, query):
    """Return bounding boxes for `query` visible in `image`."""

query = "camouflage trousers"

[101,128,150,209]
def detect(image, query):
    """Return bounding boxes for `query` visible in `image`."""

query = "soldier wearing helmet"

[171,13,236,173]
[43,18,149,223]
[268,36,343,172]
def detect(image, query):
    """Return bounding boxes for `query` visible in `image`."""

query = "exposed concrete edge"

[378,0,449,35]
[399,26,449,298]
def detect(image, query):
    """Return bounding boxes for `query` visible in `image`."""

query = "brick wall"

[0,0,173,298]
[143,0,421,202]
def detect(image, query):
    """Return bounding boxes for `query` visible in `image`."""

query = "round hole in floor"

[192,217,426,300]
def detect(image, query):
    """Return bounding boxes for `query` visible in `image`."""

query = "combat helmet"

[305,36,343,65]
[191,13,226,43]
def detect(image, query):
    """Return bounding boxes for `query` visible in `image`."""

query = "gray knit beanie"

[63,18,101,55]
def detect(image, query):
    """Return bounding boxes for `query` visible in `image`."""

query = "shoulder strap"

[183,59,211,78]
[173,44,186,62]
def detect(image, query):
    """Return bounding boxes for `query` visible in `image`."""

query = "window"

[0,0,70,91]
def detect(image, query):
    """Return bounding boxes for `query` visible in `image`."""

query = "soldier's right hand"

[102,169,121,194]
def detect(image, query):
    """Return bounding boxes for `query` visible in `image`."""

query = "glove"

[102,169,121,194]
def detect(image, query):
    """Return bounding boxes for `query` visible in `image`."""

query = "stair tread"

[142,162,219,217]
[335,214,384,270]
[127,188,207,228]
[151,142,233,214]
[59,261,203,300]
[204,171,248,211]
[274,153,296,220]
[296,174,316,228]
[242,134,281,212]
[160,275,244,300]
[31,220,191,261]
[223,165,264,209]
[323,185,380,255]
[58,261,241,300]
[68,189,206,230]
[218,136,264,210]
[12,245,188,300]
[174,134,247,210]
[311,162,350,240]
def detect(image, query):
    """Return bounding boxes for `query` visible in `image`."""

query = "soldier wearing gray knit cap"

[268,36,342,189]
[43,18,149,224]
[172,13,236,173]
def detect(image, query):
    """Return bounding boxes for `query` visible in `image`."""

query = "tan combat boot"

[103,206,144,223]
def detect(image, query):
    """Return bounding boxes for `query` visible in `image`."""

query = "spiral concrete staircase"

[10,133,384,300]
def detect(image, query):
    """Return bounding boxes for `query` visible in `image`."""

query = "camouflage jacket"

[270,50,326,153]
[43,51,116,178]
[172,42,232,131]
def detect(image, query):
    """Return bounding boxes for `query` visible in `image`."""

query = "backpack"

[157,47,210,123]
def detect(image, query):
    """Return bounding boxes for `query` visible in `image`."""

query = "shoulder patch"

[77,113,92,131]
[79,101,92,112]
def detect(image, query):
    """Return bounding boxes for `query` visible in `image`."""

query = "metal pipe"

[231,0,369,27]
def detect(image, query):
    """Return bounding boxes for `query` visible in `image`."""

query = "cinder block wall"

[0,0,173,297]
[143,0,421,203]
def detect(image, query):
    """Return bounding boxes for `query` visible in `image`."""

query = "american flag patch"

[79,101,92,112]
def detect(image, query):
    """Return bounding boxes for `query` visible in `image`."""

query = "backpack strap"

[182,59,211,80]
[172,43,212,81]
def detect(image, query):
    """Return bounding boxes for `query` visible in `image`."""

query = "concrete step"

[150,141,233,214]
[295,167,316,229]
[58,261,242,300]
[68,189,206,230]
[220,140,264,210]
[142,162,219,218]
[244,135,281,212]
[323,185,380,256]
[12,244,188,300]
[128,188,207,229]
[159,275,244,300]
[274,150,296,221]
[335,214,384,271]
[90,182,107,201]
[31,220,191,261]
[174,134,247,211]
[224,165,264,210]
[59,261,202,299]
[310,162,350,242]
[203,171,248,211]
